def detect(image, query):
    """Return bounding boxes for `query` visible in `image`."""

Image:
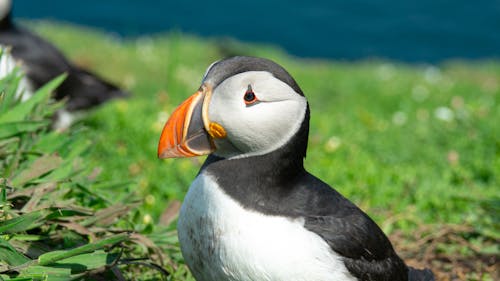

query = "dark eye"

[244,85,258,105]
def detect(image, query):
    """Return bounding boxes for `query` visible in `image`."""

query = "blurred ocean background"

[13,0,500,62]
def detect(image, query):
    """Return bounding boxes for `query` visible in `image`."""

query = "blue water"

[13,0,500,62]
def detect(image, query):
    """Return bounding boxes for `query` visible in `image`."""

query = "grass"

[0,59,158,280]
[15,21,500,279]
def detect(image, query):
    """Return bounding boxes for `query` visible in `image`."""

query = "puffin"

[158,56,434,281]
[0,0,127,128]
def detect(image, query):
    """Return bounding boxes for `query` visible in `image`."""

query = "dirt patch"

[390,224,499,281]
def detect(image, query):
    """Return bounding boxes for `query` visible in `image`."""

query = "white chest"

[177,173,356,281]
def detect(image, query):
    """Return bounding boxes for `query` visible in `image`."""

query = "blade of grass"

[50,250,119,273]
[37,233,128,266]
[80,204,136,227]
[0,75,66,123]
[0,121,50,139]
[18,266,72,280]
[0,210,47,234]
[0,239,31,266]
[11,155,63,188]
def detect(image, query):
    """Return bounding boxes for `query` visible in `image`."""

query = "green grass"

[0,55,173,280]
[22,21,499,279]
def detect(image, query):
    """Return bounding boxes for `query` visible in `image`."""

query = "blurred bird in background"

[0,0,127,129]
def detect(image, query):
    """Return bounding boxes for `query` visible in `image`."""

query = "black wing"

[299,173,410,281]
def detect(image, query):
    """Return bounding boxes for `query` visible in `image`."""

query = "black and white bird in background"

[158,56,435,281]
[0,0,127,129]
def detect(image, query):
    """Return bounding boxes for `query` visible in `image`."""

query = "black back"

[0,11,126,110]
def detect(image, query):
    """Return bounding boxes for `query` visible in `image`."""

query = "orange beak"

[158,90,215,158]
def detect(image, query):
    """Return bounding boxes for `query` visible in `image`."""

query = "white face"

[207,71,307,159]
[0,0,11,21]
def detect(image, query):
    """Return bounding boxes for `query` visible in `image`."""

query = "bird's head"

[158,56,308,160]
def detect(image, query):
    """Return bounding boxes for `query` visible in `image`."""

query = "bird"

[0,0,127,128]
[157,56,435,281]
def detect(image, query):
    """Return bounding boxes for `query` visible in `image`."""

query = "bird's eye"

[244,85,258,105]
